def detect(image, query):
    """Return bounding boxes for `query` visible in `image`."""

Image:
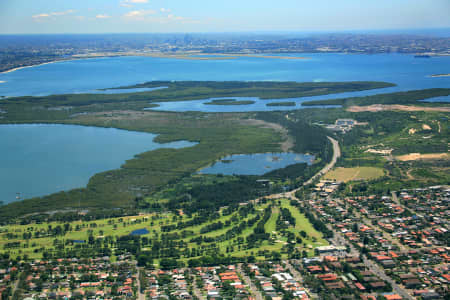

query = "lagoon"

[146,96,341,112]
[198,153,314,175]
[0,124,196,203]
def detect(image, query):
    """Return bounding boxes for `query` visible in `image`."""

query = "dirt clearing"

[396,153,449,161]
[347,104,450,113]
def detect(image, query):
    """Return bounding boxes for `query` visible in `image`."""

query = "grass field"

[0,199,327,262]
[323,167,385,182]
[264,207,279,233]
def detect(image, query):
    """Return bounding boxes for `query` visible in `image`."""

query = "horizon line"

[1,27,449,36]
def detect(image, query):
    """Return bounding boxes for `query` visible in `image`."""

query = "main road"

[238,264,264,300]
[262,136,341,201]
[304,136,341,186]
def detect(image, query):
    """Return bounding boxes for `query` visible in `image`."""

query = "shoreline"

[0,52,446,75]
[0,52,309,75]
[0,59,79,75]
[72,52,238,61]
[73,51,310,60]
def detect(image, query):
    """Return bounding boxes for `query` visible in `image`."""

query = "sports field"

[323,167,385,182]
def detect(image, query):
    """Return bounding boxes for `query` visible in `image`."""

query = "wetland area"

[0,53,448,205]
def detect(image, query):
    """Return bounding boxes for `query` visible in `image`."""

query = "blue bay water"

[0,54,449,102]
[0,124,196,203]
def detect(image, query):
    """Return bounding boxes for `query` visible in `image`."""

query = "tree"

[137,254,149,267]
[271,251,281,261]
[159,258,179,270]
[352,223,359,233]
[221,281,236,298]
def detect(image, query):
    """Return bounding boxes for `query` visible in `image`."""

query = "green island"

[266,101,296,107]
[0,81,394,113]
[204,99,255,105]
[0,81,449,270]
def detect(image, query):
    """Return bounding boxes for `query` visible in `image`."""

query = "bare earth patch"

[366,148,393,155]
[396,153,449,161]
[347,104,450,113]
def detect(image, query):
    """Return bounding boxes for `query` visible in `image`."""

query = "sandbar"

[429,73,450,78]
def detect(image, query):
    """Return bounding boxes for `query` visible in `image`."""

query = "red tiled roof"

[442,274,450,281]
[384,294,402,300]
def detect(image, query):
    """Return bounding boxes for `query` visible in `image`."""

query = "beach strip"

[0,59,78,75]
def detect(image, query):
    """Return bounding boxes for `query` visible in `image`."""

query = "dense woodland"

[302,88,450,107]
[0,81,393,117]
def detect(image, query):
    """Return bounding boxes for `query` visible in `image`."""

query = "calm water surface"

[0,124,196,203]
[199,153,314,175]
[145,97,341,112]
[0,54,449,107]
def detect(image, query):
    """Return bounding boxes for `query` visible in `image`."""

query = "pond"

[198,152,315,175]
[130,228,150,236]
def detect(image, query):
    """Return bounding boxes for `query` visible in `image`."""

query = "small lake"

[130,228,150,236]
[198,153,314,175]
[0,124,196,204]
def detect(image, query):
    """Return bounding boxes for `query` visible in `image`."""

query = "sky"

[0,0,449,34]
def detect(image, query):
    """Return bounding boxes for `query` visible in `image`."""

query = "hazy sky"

[1,0,449,34]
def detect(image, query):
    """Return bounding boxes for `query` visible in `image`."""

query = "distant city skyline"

[1,0,450,34]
